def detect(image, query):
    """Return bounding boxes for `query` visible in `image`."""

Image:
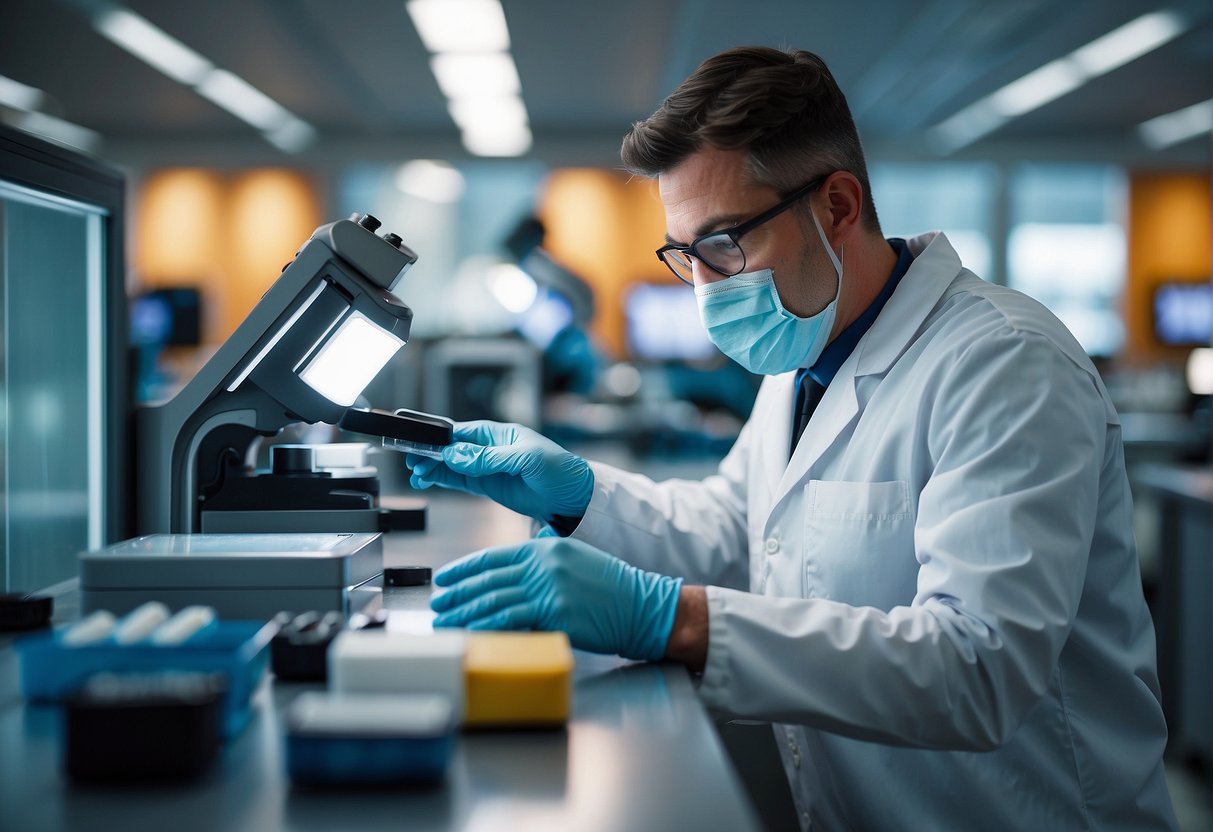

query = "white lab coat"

[572,232,1177,831]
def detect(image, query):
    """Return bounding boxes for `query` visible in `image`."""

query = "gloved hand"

[429,537,683,662]
[407,421,594,525]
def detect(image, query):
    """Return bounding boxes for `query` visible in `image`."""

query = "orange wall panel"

[134,169,321,343]
[539,170,671,358]
[1125,171,1212,363]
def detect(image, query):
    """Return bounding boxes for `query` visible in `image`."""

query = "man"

[409,47,1177,830]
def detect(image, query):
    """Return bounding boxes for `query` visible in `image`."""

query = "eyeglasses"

[656,175,827,286]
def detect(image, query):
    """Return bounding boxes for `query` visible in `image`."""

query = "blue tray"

[16,620,275,738]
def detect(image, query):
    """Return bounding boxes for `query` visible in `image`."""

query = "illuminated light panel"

[95,8,213,85]
[931,10,1191,152]
[1139,98,1213,149]
[299,311,405,406]
[406,0,510,52]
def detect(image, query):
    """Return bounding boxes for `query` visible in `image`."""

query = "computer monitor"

[516,288,573,350]
[625,283,718,362]
[131,287,203,346]
[1153,281,1213,347]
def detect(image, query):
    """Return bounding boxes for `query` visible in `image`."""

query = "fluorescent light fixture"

[431,52,521,98]
[264,117,316,153]
[461,124,532,157]
[448,94,527,133]
[406,0,510,52]
[487,262,538,313]
[932,9,1192,152]
[94,8,213,85]
[0,74,44,111]
[196,69,290,131]
[14,111,102,151]
[395,159,466,202]
[988,60,1085,118]
[1139,98,1213,149]
[1070,11,1187,76]
[299,311,405,407]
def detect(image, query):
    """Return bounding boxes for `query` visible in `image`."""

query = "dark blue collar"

[802,238,913,390]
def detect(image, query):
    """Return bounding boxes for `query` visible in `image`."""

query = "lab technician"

[409,46,1177,831]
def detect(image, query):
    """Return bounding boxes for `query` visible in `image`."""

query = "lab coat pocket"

[803,480,916,609]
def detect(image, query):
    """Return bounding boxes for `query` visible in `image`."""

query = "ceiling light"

[431,52,520,98]
[932,9,1193,152]
[196,69,290,131]
[1139,98,1213,149]
[264,118,316,153]
[395,160,465,202]
[460,124,532,157]
[94,8,213,85]
[987,60,1085,118]
[406,0,510,52]
[0,74,44,111]
[1070,11,1188,76]
[448,94,527,134]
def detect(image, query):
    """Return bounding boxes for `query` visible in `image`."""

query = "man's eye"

[703,236,738,255]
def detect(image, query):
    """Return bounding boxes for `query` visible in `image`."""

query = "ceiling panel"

[0,0,1206,166]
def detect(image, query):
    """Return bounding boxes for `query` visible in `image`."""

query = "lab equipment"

[431,536,682,662]
[78,533,382,619]
[285,692,456,786]
[198,442,425,534]
[0,593,53,631]
[408,421,593,524]
[383,566,432,587]
[464,632,572,727]
[137,213,418,534]
[340,406,454,460]
[64,672,226,784]
[150,605,217,645]
[270,610,344,681]
[112,601,171,644]
[17,617,274,737]
[62,610,117,646]
[329,630,467,717]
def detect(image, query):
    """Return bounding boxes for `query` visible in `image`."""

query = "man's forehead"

[658,148,773,240]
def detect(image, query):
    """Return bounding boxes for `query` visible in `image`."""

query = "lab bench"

[0,491,761,832]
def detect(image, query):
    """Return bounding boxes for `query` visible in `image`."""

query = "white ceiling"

[1,0,1210,170]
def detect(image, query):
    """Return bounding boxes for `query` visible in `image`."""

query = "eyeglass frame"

[655,174,828,286]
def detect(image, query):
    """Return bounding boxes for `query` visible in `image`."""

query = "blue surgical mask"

[695,209,843,375]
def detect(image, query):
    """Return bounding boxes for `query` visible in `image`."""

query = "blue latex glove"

[429,537,683,662]
[407,421,593,525]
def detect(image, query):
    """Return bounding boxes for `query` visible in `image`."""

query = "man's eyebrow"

[663,213,744,246]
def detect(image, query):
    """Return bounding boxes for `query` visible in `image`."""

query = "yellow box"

[463,632,573,727]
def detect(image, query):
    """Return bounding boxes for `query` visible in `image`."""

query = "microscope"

[135,212,439,536]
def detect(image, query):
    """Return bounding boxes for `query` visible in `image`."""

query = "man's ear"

[823,171,863,242]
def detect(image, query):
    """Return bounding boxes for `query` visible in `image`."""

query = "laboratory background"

[0,0,1210,830]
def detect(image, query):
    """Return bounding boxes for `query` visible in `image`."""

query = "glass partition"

[0,126,127,593]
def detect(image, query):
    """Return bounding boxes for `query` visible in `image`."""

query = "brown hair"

[621,46,880,230]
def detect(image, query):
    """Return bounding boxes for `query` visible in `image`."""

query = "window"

[1008,165,1127,357]
[869,163,998,280]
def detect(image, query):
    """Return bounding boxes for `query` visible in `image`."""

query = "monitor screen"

[131,287,202,346]
[1153,281,1213,347]
[625,284,717,362]
[515,288,573,350]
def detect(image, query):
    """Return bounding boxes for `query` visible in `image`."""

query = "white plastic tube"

[150,605,217,645]
[113,601,171,644]
[62,610,117,646]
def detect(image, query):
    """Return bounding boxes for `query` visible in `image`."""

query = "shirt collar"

[805,237,914,389]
